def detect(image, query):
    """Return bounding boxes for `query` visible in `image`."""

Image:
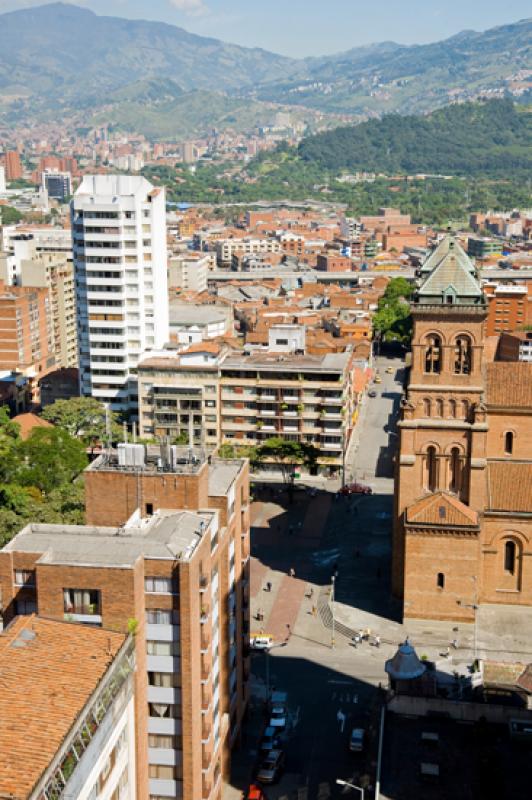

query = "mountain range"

[0,3,530,138]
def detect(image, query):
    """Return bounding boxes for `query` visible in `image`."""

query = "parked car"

[385,366,394,374]
[250,634,274,650]
[269,704,287,729]
[260,726,282,754]
[349,727,366,752]
[374,375,382,384]
[257,749,286,784]
[340,482,372,496]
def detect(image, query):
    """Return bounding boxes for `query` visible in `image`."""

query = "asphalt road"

[227,355,405,800]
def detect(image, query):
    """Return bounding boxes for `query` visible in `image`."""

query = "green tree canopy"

[373,277,414,344]
[254,438,319,484]
[41,397,122,446]
[17,428,88,495]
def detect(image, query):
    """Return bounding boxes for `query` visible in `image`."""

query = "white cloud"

[169,0,209,17]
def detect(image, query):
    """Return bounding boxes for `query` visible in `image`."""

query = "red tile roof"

[0,615,125,798]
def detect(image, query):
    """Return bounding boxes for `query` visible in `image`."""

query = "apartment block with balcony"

[0,445,250,800]
[138,344,226,445]
[72,175,169,414]
[220,328,356,476]
[0,615,136,800]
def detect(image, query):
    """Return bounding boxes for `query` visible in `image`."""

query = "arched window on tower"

[449,447,461,493]
[437,572,445,589]
[448,399,457,419]
[435,399,444,417]
[425,446,438,492]
[504,431,514,456]
[423,398,431,417]
[454,336,472,375]
[425,335,441,374]
[504,540,516,575]
[462,400,469,420]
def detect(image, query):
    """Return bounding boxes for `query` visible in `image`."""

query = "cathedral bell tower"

[392,235,488,621]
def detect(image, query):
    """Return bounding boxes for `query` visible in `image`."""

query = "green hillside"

[298,100,532,177]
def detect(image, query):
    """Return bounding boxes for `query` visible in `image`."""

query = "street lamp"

[336,779,364,799]
[331,575,336,649]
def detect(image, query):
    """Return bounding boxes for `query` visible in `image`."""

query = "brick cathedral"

[393,235,532,621]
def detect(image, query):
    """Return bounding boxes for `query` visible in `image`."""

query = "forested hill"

[297,100,532,177]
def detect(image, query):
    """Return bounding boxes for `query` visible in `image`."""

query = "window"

[14,570,35,587]
[148,734,182,749]
[145,576,175,594]
[435,399,444,417]
[423,398,431,417]
[449,447,461,493]
[462,400,469,420]
[454,336,472,375]
[147,640,180,656]
[504,541,516,574]
[504,431,514,455]
[437,572,445,589]
[448,399,457,419]
[425,446,438,492]
[424,335,441,374]
[146,608,178,625]
[148,671,180,687]
[63,589,100,616]
[148,703,181,719]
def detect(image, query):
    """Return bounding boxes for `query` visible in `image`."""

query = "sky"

[0,0,530,57]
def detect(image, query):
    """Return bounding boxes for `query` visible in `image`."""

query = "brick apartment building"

[483,282,531,336]
[4,150,23,181]
[0,615,135,799]
[0,446,251,800]
[316,253,353,272]
[393,235,532,621]
[0,280,55,401]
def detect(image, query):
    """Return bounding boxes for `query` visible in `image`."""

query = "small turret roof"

[417,235,483,304]
[385,639,426,681]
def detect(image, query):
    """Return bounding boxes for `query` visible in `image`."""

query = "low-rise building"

[0,615,135,800]
[168,253,210,293]
[169,303,231,346]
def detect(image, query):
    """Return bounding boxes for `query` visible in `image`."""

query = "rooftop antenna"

[123,421,128,443]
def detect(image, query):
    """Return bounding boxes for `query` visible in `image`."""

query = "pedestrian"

[308,586,314,599]
[375,635,381,648]
[289,567,295,578]
[266,581,272,592]
[451,638,458,649]
[312,605,317,617]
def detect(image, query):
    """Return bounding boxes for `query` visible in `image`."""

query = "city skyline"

[0,0,530,57]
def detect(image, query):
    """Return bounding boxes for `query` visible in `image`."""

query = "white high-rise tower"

[72,175,169,414]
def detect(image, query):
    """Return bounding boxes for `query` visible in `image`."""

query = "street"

[226,354,403,800]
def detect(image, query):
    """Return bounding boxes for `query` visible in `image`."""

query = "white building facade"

[72,175,169,413]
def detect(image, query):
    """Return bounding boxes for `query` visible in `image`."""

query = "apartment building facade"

[0,238,78,369]
[0,616,135,800]
[0,280,55,400]
[138,345,224,446]
[484,282,530,336]
[0,446,250,800]
[215,238,281,267]
[72,175,169,413]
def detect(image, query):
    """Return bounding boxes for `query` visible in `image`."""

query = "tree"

[373,277,414,344]
[17,428,88,495]
[41,397,121,447]
[254,438,319,487]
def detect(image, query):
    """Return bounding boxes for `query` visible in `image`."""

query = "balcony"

[201,684,212,712]
[201,630,210,652]
[201,653,211,681]
[201,720,212,743]
[199,574,209,593]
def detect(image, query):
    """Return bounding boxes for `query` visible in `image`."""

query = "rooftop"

[5,508,216,566]
[209,460,242,496]
[0,615,125,799]
[87,444,206,475]
[169,305,227,326]
[221,349,350,372]
[486,362,532,407]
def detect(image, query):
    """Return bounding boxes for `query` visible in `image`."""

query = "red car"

[245,785,267,800]
[340,482,372,496]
